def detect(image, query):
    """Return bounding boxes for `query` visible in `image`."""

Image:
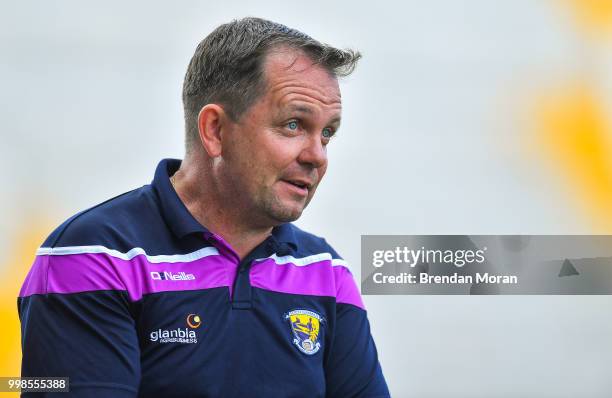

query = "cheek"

[262,138,300,170]
[230,129,303,184]
[242,148,283,188]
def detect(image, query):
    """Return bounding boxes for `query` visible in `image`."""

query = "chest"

[134,287,336,398]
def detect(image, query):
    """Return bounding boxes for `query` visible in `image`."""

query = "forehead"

[260,48,342,109]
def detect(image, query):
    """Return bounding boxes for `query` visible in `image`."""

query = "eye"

[322,127,335,139]
[287,121,299,130]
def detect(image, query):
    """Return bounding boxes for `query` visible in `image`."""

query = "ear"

[197,104,230,158]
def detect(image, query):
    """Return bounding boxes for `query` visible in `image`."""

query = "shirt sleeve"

[18,252,141,397]
[324,244,390,398]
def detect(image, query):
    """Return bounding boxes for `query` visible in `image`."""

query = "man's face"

[219,49,342,226]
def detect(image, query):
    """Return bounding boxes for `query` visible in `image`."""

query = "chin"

[259,194,309,224]
[269,207,304,223]
[265,201,305,223]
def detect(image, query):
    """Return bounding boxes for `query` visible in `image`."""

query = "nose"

[297,133,327,169]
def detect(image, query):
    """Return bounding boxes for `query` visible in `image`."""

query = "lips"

[282,178,313,190]
[281,178,313,196]
[285,180,308,189]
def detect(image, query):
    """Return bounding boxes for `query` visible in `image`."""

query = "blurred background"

[2,0,612,397]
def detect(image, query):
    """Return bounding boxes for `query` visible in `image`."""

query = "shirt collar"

[152,158,209,239]
[271,222,298,250]
[152,158,298,249]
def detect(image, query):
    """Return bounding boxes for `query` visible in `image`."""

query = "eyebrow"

[285,105,342,126]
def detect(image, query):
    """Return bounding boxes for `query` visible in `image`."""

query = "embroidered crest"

[285,309,324,355]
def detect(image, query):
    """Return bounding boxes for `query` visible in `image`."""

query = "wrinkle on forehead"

[275,86,342,107]
[261,56,342,121]
[272,98,342,124]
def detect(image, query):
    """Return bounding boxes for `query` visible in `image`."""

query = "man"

[19,17,390,397]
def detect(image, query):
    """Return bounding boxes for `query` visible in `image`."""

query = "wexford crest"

[285,309,324,355]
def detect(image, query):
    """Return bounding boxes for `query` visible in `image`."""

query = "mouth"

[281,179,312,196]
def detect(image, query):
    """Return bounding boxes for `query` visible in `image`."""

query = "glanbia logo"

[150,328,197,344]
[186,314,202,328]
[149,314,202,344]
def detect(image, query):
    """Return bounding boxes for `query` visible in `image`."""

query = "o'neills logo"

[150,328,197,344]
[150,271,195,281]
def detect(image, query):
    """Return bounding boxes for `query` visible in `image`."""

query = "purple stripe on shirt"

[19,252,234,301]
[250,258,365,309]
[333,265,365,309]
[19,255,50,298]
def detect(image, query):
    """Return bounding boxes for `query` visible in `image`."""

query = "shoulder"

[281,224,365,310]
[21,185,163,299]
[283,223,342,259]
[42,185,157,251]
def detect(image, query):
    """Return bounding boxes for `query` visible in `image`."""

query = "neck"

[172,155,272,260]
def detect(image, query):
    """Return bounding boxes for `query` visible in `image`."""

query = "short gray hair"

[182,17,361,153]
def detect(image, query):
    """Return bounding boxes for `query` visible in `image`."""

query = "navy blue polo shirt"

[18,159,389,398]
